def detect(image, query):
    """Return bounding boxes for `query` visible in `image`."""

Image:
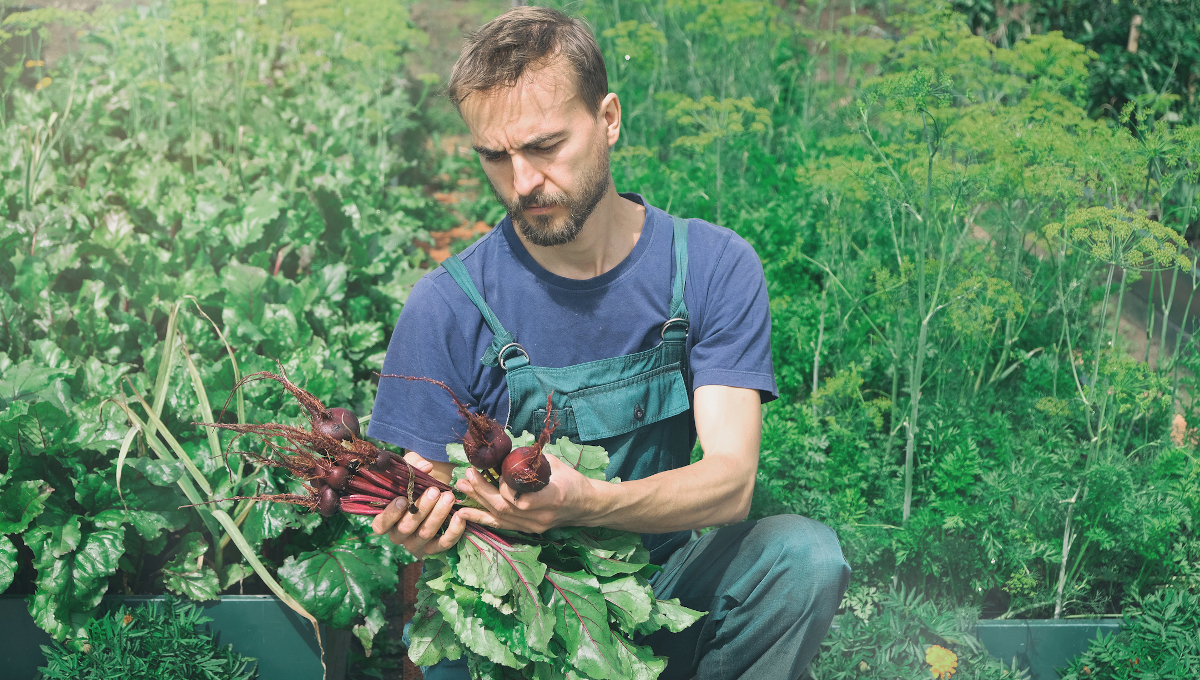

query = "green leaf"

[0,359,72,404]
[27,515,82,559]
[92,508,178,541]
[598,575,654,633]
[352,603,387,657]
[28,524,125,641]
[221,563,253,590]
[0,535,17,593]
[613,635,667,680]
[569,527,650,577]
[126,457,185,486]
[545,437,609,481]
[225,189,283,249]
[457,533,547,600]
[162,532,220,601]
[635,597,706,636]
[278,540,399,629]
[220,261,270,327]
[456,532,554,654]
[438,584,521,668]
[408,561,464,666]
[544,569,626,680]
[0,479,53,533]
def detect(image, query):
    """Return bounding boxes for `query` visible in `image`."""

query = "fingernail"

[425,488,438,500]
[394,498,405,509]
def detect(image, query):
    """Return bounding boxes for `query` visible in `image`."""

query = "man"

[368,6,849,679]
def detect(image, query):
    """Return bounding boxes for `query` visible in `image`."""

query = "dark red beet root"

[317,486,341,517]
[314,407,361,441]
[326,465,351,492]
[376,374,510,472]
[500,446,551,495]
[464,423,512,471]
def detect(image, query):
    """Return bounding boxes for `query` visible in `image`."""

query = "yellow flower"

[34,77,52,91]
[25,59,44,68]
[926,644,958,679]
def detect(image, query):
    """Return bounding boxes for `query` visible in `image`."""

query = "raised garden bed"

[0,595,346,680]
[976,619,1121,680]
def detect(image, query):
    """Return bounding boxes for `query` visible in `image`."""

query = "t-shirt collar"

[499,192,657,291]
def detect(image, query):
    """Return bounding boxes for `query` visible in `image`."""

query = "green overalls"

[440,215,695,563]
[424,213,852,680]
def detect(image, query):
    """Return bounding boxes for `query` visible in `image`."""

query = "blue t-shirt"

[368,194,776,463]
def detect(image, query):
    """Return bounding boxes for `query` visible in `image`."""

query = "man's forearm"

[582,453,756,533]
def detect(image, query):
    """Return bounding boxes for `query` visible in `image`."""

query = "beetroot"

[463,421,512,471]
[377,374,510,472]
[500,446,551,496]
[326,465,351,492]
[314,407,361,441]
[499,395,557,497]
[317,485,340,517]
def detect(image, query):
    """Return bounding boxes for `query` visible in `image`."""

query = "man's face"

[460,61,613,247]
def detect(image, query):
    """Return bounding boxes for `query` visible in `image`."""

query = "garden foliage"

[36,596,257,680]
[560,0,1200,620]
[0,0,443,650]
[1059,588,1200,679]
[0,0,1198,667]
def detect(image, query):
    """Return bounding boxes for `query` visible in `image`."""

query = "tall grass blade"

[184,296,245,424]
[122,377,213,497]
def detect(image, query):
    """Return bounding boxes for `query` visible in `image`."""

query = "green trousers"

[420,514,850,680]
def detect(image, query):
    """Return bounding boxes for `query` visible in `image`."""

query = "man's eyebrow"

[472,132,564,156]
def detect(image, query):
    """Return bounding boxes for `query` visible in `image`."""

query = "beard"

[491,146,611,248]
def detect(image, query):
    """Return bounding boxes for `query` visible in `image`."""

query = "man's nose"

[510,153,545,197]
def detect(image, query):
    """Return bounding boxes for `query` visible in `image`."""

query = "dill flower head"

[926,644,958,679]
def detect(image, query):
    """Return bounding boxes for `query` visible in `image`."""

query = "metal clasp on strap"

[660,317,689,339]
[497,342,530,370]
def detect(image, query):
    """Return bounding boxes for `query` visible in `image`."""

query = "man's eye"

[480,151,506,162]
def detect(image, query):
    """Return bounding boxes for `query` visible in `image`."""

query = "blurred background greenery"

[1,0,1198,678]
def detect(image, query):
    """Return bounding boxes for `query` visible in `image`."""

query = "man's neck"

[515,185,646,280]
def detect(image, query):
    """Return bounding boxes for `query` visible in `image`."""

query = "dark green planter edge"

[975,619,1121,680]
[0,595,343,680]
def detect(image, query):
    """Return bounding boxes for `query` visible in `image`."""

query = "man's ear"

[599,92,621,147]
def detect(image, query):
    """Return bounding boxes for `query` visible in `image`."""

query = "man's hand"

[371,451,465,559]
[454,453,595,534]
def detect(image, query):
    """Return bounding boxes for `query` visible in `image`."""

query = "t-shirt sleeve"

[366,274,479,463]
[688,230,778,402]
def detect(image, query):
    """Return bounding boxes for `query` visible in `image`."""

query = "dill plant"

[36,597,256,680]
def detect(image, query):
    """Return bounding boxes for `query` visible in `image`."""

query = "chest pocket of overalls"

[532,364,690,441]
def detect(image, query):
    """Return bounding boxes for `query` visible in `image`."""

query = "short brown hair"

[447,6,608,115]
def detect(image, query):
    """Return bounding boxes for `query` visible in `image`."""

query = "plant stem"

[1054,485,1081,619]
[812,284,827,417]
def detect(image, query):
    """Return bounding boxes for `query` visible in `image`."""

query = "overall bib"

[440,214,695,565]
[420,214,851,680]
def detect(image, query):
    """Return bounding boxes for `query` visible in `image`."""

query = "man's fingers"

[417,491,456,541]
[397,487,441,535]
[455,506,502,529]
[427,510,469,555]
[402,450,435,472]
[372,497,408,535]
[460,468,511,514]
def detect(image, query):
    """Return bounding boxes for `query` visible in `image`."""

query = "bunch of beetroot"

[192,370,555,524]
[382,374,555,498]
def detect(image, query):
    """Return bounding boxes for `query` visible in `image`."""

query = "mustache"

[513,192,569,213]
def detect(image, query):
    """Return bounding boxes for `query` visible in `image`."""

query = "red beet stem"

[347,475,398,499]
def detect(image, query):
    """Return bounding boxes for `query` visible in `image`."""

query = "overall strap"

[664,216,690,341]
[441,255,529,370]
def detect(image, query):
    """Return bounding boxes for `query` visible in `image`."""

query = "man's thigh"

[642,515,850,680]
